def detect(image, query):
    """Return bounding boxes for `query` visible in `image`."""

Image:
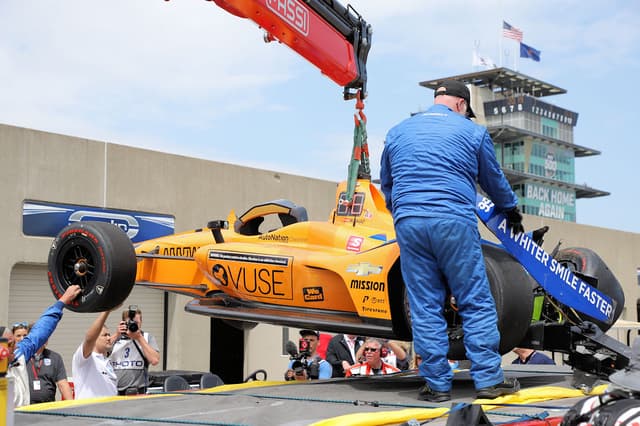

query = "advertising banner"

[23,201,174,243]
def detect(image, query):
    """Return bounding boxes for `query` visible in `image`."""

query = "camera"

[290,359,319,379]
[285,338,319,380]
[123,305,139,336]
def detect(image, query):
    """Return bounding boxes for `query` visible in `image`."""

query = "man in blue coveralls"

[380,80,524,402]
[1,285,81,407]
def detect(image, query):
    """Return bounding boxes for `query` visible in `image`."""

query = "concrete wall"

[0,123,335,378]
[1,122,638,380]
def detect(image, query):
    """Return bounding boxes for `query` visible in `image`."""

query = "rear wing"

[475,194,616,325]
[210,0,372,100]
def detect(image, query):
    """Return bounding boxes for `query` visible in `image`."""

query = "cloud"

[0,1,296,139]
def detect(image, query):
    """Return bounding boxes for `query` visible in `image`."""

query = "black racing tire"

[401,244,535,360]
[48,221,137,312]
[447,244,535,359]
[553,247,624,332]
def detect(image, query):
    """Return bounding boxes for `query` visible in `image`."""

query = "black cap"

[434,80,476,118]
[299,329,320,338]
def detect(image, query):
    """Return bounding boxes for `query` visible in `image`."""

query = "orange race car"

[46,177,627,367]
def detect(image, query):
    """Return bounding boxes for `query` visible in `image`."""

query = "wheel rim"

[56,237,99,292]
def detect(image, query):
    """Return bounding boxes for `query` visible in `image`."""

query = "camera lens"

[127,321,139,333]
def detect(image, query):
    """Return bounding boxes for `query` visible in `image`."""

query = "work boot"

[476,377,520,399]
[417,384,451,403]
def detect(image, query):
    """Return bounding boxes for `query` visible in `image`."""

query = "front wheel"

[48,221,137,312]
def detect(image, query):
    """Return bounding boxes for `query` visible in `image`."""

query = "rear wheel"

[48,221,137,312]
[553,247,624,332]
[402,244,535,360]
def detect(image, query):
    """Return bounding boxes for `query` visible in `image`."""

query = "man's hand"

[59,285,81,305]
[117,321,128,336]
[284,369,295,381]
[505,207,525,235]
[117,321,140,340]
[294,369,308,381]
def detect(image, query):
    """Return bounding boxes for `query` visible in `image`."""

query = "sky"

[1,1,639,233]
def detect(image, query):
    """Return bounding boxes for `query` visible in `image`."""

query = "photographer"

[110,305,160,395]
[284,330,332,381]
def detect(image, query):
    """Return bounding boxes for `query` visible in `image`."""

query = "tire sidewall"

[48,221,136,312]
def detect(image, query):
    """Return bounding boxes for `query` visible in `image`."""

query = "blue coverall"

[10,300,66,406]
[380,104,517,392]
[14,301,66,362]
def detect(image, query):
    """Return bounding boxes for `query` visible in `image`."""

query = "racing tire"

[553,247,624,332]
[403,244,535,360]
[448,244,535,359]
[48,221,137,312]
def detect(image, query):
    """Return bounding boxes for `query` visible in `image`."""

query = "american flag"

[503,21,523,42]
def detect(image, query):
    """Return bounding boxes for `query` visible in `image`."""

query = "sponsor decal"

[347,262,383,277]
[258,234,289,243]
[368,233,388,242]
[266,0,309,36]
[162,246,198,257]
[346,236,364,252]
[361,306,388,315]
[23,201,174,242]
[350,279,385,292]
[209,251,292,299]
[361,295,385,304]
[208,251,289,266]
[303,286,324,302]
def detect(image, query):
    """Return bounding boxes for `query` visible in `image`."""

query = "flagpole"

[473,40,479,70]
[499,19,503,67]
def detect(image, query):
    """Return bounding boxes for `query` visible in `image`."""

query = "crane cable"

[345,90,370,204]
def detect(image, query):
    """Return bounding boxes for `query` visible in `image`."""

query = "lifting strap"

[345,90,370,204]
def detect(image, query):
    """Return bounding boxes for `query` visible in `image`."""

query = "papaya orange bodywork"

[133,180,400,321]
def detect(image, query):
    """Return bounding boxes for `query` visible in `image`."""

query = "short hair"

[363,338,383,351]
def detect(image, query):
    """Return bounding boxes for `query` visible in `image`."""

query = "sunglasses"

[12,322,28,328]
[363,347,379,353]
